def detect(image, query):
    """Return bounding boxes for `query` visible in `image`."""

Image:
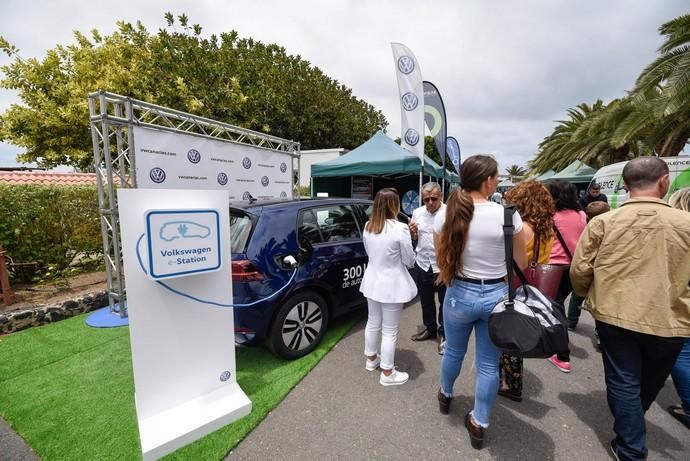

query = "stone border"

[0,291,109,335]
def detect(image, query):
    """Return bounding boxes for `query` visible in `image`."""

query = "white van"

[591,156,690,208]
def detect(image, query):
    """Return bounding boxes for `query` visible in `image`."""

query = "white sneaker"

[379,369,409,386]
[365,355,380,371]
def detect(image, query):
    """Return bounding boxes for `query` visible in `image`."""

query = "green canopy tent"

[311,131,442,178]
[535,169,557,181]
[310,131,456,201]
[549,160,596,184]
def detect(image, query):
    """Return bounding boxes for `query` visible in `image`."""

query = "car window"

[305,205,362,243]
[362,204,409,224]
[298,209,323,246]
[229,211,253,253]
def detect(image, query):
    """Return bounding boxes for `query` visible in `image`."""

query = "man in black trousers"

[409,182,446,354]
[571,157,690,461]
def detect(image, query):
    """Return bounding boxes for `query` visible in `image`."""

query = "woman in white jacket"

[360,188,417,386]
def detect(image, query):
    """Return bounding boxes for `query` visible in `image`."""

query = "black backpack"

[488,206,570,358]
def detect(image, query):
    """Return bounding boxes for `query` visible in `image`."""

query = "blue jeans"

[597,321,683,461]
[671,338,690,413]
[440,279,507,428]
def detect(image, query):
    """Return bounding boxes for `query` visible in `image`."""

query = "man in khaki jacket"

[571,157,690,461]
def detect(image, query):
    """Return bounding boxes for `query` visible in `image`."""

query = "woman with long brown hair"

[499,180,555,401]
[359,188,417,386]
[433,155,528,449]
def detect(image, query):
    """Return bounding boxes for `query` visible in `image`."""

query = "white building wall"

[299,148,348,188]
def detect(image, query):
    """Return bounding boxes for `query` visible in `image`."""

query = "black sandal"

[667,405,690,429]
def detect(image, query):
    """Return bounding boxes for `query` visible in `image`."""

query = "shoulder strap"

[553,224,573,261]
[503,205,516,302]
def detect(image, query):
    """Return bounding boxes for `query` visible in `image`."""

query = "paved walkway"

[2,301,687,460]
[228,301,689,460]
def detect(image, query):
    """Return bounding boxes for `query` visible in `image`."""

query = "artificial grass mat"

[0,310,361,460]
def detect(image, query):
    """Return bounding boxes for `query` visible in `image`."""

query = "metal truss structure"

[88,90,301,317]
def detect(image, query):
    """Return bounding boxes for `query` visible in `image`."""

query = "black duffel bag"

[488,206,569,359]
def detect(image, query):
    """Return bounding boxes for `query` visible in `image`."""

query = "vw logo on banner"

[401,92,418,111]
[397,55,415,74]
[404,129,420,146]
[261,176,270,187]
[280,191,287,198]
[242,157,252,169]
[217,172,229,185]
[187,149,201,164]
[280,162,287,173]
[150,167,166,184]
[242,191,252,200]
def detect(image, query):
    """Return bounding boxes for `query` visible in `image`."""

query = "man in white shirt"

[409,182,446,352]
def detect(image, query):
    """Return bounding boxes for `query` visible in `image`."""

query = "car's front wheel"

[268,291,329,359]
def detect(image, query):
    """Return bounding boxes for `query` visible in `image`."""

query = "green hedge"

[0,184,103,283]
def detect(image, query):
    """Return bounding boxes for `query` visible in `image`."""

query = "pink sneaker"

[548,355,571,373]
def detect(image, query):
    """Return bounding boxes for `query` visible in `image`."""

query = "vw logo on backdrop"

[242,191,252,200]
[404,129,420,146]
[401,92,418,111]
[187,149,201,164]
[280,162,287,173]
[261,176,270,187]
[280,191,287,198]
[397,55,415,74]
[217,172,228,185]
[242,157,252,169]
[149,167,166,184]
[219,371,231,382]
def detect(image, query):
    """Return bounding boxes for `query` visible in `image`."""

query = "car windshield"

[229,211,253,253]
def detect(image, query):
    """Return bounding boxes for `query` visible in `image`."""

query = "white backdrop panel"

[133,126,293,199]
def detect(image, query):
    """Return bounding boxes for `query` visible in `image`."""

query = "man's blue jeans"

[596,321,683,461]
[671,338,690,413]
[440,279,507,428]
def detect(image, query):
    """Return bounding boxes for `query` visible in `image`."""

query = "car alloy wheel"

[269,291,329,359]
[282,300,323,351]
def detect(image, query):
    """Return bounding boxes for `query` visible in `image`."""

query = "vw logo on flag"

[397,55,415,75]
[217,172,229,185]
[401,92,418,111]
[261,176,270,187]
[242,157,252,169]
[149,167,166,184]
[242,191,252,200]
[280,191,287,198]
[280,162,287,173]
[404,129,420,146]
[187,149,201,164]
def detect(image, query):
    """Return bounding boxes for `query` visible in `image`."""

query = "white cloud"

[1,0,686,170]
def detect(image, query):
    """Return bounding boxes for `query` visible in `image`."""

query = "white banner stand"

[118,189,251,461]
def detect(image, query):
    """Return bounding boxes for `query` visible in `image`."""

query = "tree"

[0,13,388,170]
[505,164,527,182]
[531,14,690,174]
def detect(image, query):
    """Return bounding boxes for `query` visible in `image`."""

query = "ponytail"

[436,188,474,286]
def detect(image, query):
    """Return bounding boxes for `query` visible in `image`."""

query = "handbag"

[489,206,570,358]
[512,228,565,300]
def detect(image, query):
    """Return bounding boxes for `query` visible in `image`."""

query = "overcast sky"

[1,0,687,171]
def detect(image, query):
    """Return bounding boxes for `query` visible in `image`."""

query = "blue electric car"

[231,198,402,359]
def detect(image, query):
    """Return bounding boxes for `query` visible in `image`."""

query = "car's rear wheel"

[268,291,329,359]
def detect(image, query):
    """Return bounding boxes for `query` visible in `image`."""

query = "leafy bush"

[0,184,102,282]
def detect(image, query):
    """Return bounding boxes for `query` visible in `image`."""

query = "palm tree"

[531,15,690,174]
[505,164,527,182]
[623,14,690,156]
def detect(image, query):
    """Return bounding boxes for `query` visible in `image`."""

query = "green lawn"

[0,311,361,460]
